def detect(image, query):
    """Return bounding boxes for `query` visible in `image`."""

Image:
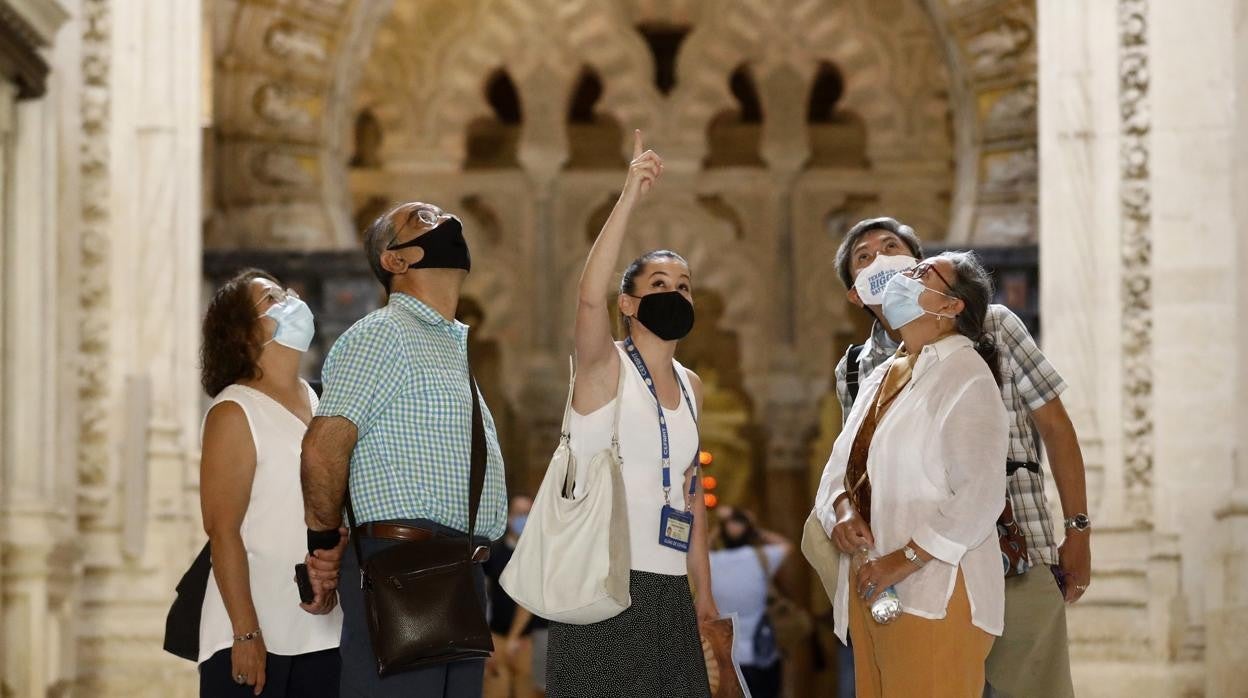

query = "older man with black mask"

[826,217,1090,698]
[300,202,508,698]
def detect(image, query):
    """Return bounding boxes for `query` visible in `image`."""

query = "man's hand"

[1058,530,1091,603]
[300,527,347,614]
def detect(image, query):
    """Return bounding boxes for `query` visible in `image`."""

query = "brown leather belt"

[355,522,437,543]
[354,522,490,562]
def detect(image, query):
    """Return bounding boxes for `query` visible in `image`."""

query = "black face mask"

[630,291,695,341]
[388,217,471,272]
[722,533,751,549]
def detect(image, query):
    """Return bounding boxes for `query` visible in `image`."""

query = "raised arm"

[572,129,663,413]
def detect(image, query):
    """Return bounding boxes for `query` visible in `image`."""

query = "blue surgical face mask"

[261,296,315,352]
[510,514,527,536]
[881,272,956,330]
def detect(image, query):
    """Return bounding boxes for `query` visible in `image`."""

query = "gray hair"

[935,250,1001,386]
[363,208,400,291]
[834,217,924,289]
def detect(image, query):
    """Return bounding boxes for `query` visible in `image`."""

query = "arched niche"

[704,64,765,169]
[465,69,523,169]
[566,67,627,169]
[807,61,868,168]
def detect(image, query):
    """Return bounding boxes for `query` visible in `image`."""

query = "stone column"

[0,2,74,695]
[1038,1,1198,694]
[1207,1,1248,692]
[74,0,202,694]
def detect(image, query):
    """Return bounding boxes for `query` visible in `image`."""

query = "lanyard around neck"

[623,337,699,508]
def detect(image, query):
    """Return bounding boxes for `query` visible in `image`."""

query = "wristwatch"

[1064,513,1092,532]
[902,545,925,568]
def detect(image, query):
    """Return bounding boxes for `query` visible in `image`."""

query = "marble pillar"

[1206,1,1248,693]
[1042,0,1244,693]
[0,2,75,696]
[74,0,202,694]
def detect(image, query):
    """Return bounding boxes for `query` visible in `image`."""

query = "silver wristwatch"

[903,545,925,568]
[1064,513,1092,532]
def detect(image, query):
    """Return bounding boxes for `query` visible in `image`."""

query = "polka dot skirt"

[546,570,712,698]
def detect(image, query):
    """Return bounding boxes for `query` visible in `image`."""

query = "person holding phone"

[198,269,345,697]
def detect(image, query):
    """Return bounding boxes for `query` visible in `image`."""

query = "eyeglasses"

[387,204,444,249]
[902,261,954,290]
[253,287,299,308]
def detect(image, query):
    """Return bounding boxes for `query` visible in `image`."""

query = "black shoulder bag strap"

[344,361,488,568]
[845,343,866,404]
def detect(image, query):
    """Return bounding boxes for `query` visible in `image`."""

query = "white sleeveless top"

[197,382,343,663]
[569,345,700,576]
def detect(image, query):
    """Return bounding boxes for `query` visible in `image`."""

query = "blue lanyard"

[623,337,699,507]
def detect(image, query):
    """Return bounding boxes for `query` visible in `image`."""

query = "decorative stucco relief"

[1119,0,1152,522]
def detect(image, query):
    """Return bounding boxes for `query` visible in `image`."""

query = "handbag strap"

[751,544,781,600]
[562,351,628,457]
[344,352,489,568]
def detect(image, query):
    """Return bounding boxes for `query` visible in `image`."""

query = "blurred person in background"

[708,506,792,698]
[483,495,544,698]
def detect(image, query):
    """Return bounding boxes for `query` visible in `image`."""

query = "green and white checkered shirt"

[318,292,507,540]
[834,304,1065,566]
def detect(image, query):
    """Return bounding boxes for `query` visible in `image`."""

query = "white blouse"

[814,334,1008,641]
[198,383,343,663]
[569,345,700,576]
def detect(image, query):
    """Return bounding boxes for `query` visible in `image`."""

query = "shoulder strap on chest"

[845,343,866,403]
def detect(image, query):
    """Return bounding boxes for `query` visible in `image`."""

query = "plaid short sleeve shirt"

[317,293,508,540]
[986,304,1066,565]
[833,305,1066,565]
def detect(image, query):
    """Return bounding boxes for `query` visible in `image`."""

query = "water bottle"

[852,549,902,624]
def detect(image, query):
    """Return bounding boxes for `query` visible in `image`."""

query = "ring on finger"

[235,674,246,685]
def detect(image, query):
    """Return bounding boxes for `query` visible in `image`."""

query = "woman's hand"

[854,550,919,602]
[231,634,268,695]
[695,594,720,624]
[831,501,874,554]
[621,129,662,206]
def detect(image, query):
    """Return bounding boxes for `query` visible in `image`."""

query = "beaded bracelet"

[233,629,262,642]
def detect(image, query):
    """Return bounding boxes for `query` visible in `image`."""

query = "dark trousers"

[199,647,339,697]
[339,518,490,698]
[740,662,782,698]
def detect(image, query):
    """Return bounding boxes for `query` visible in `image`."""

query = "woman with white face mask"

[196,269,347,697]
[813,252,1009,698]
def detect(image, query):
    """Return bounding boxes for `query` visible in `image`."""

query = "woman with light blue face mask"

[192,268,347,698]
[814,252,1010,698]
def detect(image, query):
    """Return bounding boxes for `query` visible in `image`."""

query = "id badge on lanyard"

[624,338,700,553]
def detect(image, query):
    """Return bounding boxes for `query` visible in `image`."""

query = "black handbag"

[345,366,494,677]
[163,542,212,661]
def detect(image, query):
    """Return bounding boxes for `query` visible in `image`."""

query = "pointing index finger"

[633,129,643,160]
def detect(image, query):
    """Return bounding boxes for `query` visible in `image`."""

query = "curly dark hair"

[201,268,279,397]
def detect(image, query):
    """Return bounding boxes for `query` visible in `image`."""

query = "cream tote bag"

[500,358,632,624]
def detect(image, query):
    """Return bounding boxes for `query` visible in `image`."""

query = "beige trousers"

[985,565,1075,698]
[848,571,995,698]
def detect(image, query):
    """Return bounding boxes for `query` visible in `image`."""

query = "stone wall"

[1040,0,1244,693]
[0,0,204,696]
